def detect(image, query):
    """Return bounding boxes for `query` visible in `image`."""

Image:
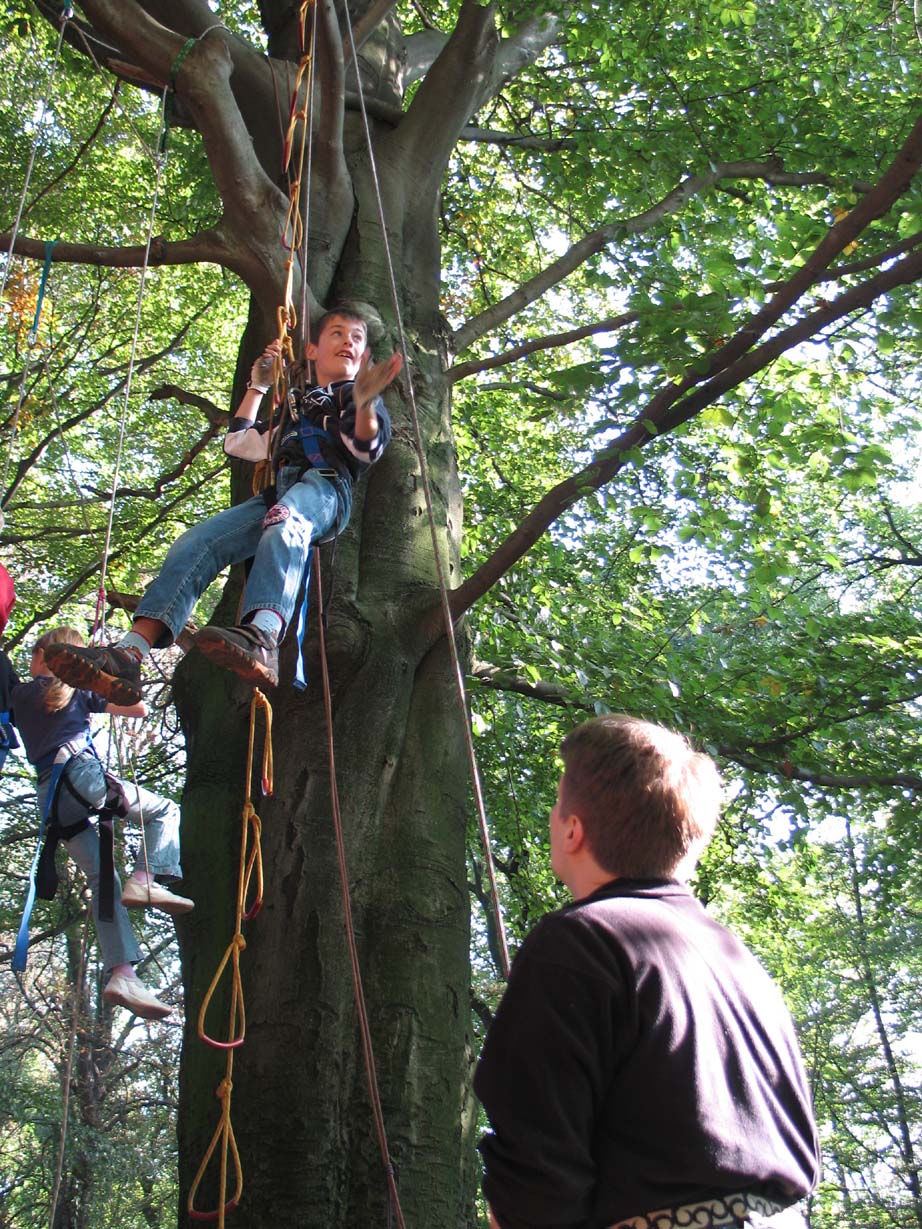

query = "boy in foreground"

[475,715,820,1229]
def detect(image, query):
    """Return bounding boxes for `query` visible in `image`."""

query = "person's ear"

[564,812,586,852]
[305,341,318,363]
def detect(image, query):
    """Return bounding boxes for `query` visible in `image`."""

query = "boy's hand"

[353,351,402,410]
[250,340,281,389]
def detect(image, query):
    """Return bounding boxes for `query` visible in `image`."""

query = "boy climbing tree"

[45,304,402,698]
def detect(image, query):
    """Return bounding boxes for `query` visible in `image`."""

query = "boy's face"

[307,315,368,385]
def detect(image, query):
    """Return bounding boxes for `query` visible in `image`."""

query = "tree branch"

[344,0,399,62]
[147,383,227,428]
[449,133,917,355]
[0,229,230,272]
[395,0,500,192]
[473,8,568,116]
[719,748,922,792]
[447,313,638,383]
[471,665,593,711]
[470,668,921,792]
[449,242,922,617]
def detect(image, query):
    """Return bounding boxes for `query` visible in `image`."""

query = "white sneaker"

[121,878,194,915]
[103,971,172,1020]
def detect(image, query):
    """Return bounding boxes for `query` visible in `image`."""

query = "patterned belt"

[607,1191,796,1229]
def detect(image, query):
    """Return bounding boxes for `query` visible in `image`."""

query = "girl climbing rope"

[11,625,192,1019]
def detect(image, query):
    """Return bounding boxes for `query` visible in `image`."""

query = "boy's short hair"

[559,715,722,878]
[310,301,381,344]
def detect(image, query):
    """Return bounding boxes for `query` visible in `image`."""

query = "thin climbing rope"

[340,3,511,979]
[190,690,272,1227]
[47,911,90,1229]
[93,89,169,642]
[250,5,317,495]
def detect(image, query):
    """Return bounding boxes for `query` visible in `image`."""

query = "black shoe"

[43,643,143,706]
[194,624,279,687]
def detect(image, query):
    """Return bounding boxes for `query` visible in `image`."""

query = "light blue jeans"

[136,468,344,646]
[37,750,182,972]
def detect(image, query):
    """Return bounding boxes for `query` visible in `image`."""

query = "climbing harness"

[189,689,272,1227]
[12,736,130,971]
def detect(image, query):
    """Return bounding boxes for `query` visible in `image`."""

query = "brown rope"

[314,546,406,1229]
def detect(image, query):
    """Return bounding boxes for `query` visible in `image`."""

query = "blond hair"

[34,626,85,713]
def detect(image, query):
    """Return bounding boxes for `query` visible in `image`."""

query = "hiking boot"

[194,624,279,687]
[103,971,172,1021]
[43,643,143,706]
[122,878,195,916]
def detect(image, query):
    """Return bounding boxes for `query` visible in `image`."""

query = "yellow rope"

[188,689,273,1226]
[251,0,315,497]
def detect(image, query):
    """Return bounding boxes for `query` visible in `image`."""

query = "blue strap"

[297,421,338,477]
[12,758,69,972]
[293,550,314,692]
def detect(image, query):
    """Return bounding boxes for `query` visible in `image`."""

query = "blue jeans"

[37,750,182,972]
[136,468,344,646]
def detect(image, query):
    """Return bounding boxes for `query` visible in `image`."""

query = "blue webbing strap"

[12,758,68,972]
[293,550,314,692]
[292,420,339,691]
[0,710,11,773]
[297,420,337,476]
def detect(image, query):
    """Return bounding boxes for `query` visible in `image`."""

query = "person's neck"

[564,862,618,902]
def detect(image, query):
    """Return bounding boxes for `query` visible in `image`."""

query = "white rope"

[47,913,90,1229]
[94,89,169,641]
[340,6,511,978]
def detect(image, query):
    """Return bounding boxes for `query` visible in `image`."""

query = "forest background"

[0,1,921,1227]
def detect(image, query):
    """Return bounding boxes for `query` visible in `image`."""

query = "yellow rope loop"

[192,687,275,1221]
[254,690,274,794]
[241,810,264,922]
[197,933,247,1049]
[186,1065,244,1226]
[297,0,315,53]
[281,55,312,172]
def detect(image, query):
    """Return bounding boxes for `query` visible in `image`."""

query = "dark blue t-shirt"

[11,676,107,766]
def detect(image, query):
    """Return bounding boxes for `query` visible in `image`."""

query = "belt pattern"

[609,1191,787,1229]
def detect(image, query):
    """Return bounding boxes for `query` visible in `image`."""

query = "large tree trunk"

[171,211,476,1228]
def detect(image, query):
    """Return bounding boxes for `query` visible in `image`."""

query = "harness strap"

[286,419,340,689]
[293,550,314,692]
[0,710,11,772]
[53,766,130,921]
[296,418,339,478]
